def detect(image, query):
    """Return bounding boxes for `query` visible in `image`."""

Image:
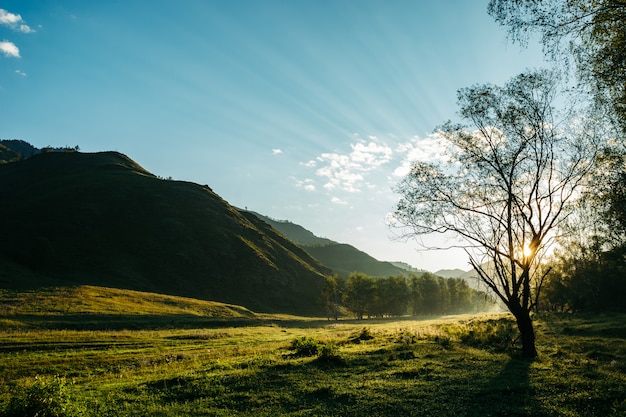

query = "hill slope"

[250,212,410,278]
[0,285,255,318]
[0,143,21,164]
[303,243,410,278]
[0,151,331,315]
[434,269,468,279]
[249,212,335,246]
[0,139,39,160]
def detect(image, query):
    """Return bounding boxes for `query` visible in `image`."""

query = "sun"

[522,244,533,258]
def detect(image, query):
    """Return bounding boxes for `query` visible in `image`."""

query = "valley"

[1,142,624,416]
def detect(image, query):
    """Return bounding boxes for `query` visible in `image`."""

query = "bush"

[317,343,343,364]
[2,376,76,417]
[288,337,344,364]
[458,318,518,352]
[289,337,320,357]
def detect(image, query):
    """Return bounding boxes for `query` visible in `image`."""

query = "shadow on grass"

[136,357,541,417]
[0,312,446,331]
[0,313,261,331]
[466,355,546,416]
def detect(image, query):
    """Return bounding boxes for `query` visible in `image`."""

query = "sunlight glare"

[523,244,533,258]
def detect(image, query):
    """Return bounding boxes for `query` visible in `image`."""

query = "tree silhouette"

[394,70,598,357]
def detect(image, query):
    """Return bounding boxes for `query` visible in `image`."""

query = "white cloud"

[0,9,21,25]
[294,178,316,191]
[331,196,348,205]
[0,9,34,33]
[272,148,283,155]
[0,41,20,58]
[393,133,446,177]
[15,69,27,76]
[310,140,394,193]
[295,133,450,213]
[351,142,393,167]
[19,24,34,33]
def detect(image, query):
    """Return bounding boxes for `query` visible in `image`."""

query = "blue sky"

[0,1,546,272]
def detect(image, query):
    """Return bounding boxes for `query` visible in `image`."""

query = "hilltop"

[0,150,331,315]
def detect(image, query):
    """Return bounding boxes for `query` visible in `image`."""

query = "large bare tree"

[393,70,598,357]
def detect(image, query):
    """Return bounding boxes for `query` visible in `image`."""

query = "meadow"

[1,287,625,416]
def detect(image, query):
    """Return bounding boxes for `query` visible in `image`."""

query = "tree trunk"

[511,306,538,358]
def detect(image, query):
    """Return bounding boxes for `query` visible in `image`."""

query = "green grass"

[1,285,256,317]
[1,300,625,416]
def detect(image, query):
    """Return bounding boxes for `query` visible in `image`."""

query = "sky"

[0,1,546,273]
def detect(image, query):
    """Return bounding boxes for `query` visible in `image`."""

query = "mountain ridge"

[249,211,416,278]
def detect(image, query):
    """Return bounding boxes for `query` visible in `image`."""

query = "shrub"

[317,343,343,364]
[288,337,344,364]
[289,337,319,357]
[2,376,76,417]
[458,318,518,352]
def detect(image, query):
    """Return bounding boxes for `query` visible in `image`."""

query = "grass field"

[1,286,625,416]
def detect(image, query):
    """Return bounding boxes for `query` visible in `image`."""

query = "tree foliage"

[488,0,626,134]
[338,272,492,319]
[408,272,492,316]
[541,240,626,312]
[343,272,376,320]
[322,274,343,320]
[539,201,626,312]
[393,70,598,357]
[487,1,626,319]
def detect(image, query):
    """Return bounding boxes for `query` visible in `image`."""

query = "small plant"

[289,336,319,357]
[2,376,76,417]
[434,335,453,350]
[350,327,374,343]
[317,343,343,364]
[397,332,418,345]
[288,337,344,364]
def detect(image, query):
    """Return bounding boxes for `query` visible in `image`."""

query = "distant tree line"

[322,272,495,320]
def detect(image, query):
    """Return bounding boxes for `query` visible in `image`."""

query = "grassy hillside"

[303,242,409,278]
[250,212,410,278]
[249,212,335,246]
[0,285,255,317]
[0,285,257,330]
[0,151,331,315]
[0,144,20,164]
[0,139,39,160]
[434,268,468,278]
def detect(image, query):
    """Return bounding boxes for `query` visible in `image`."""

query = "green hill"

[249,212,335,246]
[303,243,409,278]
[249,212,410,278]
[0,143,21,164]
[0,139,39,160]
[0,151,331,315]
[0,284,255,318]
